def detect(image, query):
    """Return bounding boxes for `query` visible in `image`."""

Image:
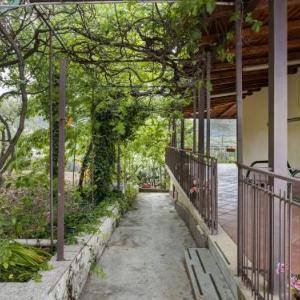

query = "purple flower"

[276,263,286,274]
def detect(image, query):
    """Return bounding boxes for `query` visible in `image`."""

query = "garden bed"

[0,181,138,299]
[0,207,118,300]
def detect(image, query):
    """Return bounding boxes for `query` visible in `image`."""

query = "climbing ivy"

[92,93,149,201]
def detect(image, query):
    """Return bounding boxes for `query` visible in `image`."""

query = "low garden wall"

[0,207,118,300]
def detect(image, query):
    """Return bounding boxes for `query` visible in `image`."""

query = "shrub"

[0,240,51,282]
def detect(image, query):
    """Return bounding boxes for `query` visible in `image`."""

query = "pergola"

[1,1,298,298]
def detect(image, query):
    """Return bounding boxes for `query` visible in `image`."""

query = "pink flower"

[276,263,286,274]
[190,186,199,194]
[291,276,300,291]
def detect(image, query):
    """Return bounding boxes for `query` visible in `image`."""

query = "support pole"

[117,141,121,191]
[48,30,54,250]
[168,119,172,145]
[206,52,211,157]
[268,0,287,294]
[198,74,205,155]
[57,59,67,261]
[236,3,243,166]
[235,0,243,276]
[172,117,177,147]
[91,80,96,204]
[268,0,287,176]
[180,118,185,150]
[72,114,77,187]
[193,88,197,153]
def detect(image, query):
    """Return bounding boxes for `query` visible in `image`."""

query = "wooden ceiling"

[183,0,300,119]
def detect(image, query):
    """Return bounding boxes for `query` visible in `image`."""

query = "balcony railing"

[165,146,218,234]
[238,163,300,299]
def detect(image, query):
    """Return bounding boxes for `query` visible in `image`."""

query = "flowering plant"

[276,263,300,298]
[291,275,300,298]
[189,179,199,195]
[189,186,199,194]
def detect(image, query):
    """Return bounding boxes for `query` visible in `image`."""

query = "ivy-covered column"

[93,107,116,201]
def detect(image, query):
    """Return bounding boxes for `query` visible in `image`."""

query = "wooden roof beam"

[210,62,300,80]
[219,103,236,118]
[212,84,266,95]
[213,79,268,87]
[212,51,300,72]
[240,39,300,58]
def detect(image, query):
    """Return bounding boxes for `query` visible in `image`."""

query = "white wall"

[243,69,300,168]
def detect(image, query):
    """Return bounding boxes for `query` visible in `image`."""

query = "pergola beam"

[2,0,234,7]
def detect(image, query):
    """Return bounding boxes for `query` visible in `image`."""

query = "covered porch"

[166,0,300,299]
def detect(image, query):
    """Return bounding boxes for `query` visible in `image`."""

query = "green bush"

[65,187,138,244]
[118,185,138,215]
[0,173,49,239]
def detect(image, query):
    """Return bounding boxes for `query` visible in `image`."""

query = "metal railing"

[165,146,218,234]
[238,163,300,299]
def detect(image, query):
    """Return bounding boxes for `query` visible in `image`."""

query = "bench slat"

[185,248,235,300]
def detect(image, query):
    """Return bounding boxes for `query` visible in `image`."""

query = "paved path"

[80,193,195,300]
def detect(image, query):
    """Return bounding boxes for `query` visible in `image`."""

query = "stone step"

[185,248,236,300]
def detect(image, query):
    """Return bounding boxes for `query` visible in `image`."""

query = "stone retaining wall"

[0,208,118,300]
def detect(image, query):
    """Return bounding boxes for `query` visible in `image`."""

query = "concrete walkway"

[80,193,195,300]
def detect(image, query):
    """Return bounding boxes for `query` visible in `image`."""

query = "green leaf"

[226,31,235,42]
[229,12,240,23]
[191,29,202,40]
[245,12,253,24]
[251,20,262,33]
[206,1,216,14]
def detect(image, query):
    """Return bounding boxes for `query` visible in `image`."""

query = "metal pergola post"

[117,141,121,191]
[168,119,172,145]
[193,88,197,153]
[180,118,185,150]
[172,117,177,147]
[235,0,243,276]
[57,58,67,261]
[206,52,211,157]
[198,73,205,155]
[268,0,288,293]
[48,30,54,250]
[268,0,287,176]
